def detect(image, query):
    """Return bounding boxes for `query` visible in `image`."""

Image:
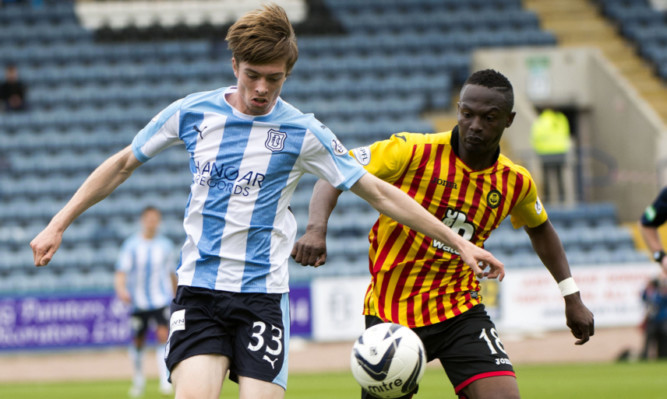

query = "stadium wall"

[472,47,667,222]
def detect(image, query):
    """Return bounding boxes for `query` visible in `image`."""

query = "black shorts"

[130,306,170,338]
[365,304,515,398]
[165,286,289,389]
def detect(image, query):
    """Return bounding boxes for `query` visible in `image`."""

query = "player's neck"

[142,231,156,240]
[451,127,499,171]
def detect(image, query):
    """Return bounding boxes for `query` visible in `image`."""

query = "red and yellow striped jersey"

[350,129,547,328]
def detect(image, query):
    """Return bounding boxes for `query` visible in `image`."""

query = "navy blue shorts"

[130,306,170,339]
[364,305,515,398]
[165,286,289,389]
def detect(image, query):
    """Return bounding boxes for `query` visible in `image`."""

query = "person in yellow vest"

[531,109,572,204]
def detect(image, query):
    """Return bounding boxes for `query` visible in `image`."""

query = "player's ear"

[232,57,239,78]
[506,112,516,128]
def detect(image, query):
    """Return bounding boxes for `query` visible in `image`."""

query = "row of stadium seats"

[0,113,437,156]
[4,40,219,66]
[485,223,636,253]
[0,22,91,46]
[0,101,430,151]
[298,30,554,57]
[336,9,542,34]
[0,1,75,26]
[23,72,452,113]
[598,0,667,80]
[0,268,114,296]
[326,0,523,14]
[15,50,470,89]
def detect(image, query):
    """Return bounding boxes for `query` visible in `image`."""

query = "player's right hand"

[291,229,327,267]
[459,242,505,281]
[117,290,132,305]
[30,227,63,267]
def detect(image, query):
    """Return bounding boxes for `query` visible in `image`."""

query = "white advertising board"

[308,263,659,341]
[498,262,658,333]
[311,276,370,341]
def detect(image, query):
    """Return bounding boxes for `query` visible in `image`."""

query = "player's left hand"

[564,293,595,345]
[291,228,327,267]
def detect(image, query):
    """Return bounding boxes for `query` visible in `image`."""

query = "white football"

[350,322,426,398]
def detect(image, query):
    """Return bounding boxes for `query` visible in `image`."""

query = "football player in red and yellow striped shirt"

[292,69,594,399]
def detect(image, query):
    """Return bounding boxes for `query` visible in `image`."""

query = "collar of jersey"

[450,125,500,169]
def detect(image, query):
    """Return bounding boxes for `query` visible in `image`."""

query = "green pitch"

[1,361,665,398]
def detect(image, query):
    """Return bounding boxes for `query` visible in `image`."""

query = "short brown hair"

[225,3,299,75]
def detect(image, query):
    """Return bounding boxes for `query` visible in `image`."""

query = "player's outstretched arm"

[350,173,505,280]
[30,145,142,267]
[291,180,342,267]
[525,220,595,344]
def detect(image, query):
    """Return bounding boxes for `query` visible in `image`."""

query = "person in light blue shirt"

[30,5,504,399]
[115,206,176,397]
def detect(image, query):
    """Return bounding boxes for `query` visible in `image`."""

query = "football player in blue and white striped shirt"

[114,206,177,397]
[31,5,503,399]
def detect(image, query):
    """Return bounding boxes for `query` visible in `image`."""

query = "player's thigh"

[171,354,229,399]
[461,375,519,399]
[238,375,285,399]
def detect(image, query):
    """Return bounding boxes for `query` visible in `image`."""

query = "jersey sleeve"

[296,121,367,191]
[509,166,549,229]
[131,99,183,162]
[349,133,415,183]
[641,187,667,227]
[115,238,133,273]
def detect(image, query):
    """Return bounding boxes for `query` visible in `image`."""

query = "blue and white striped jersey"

[115,233,176,311]
[131,86,367,294]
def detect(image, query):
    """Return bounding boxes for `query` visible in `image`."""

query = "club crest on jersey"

[487,190,502,209]
[331,138,348,156]
[265,129,287,152]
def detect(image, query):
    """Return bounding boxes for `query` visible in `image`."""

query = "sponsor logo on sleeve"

[535,197,543,214]
[352,146,371,165]
[331,138,348,156]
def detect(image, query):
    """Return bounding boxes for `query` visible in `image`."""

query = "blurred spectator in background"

[639,187,667,359]
[0,64,27,112]
[114,206,177,397]
[639,186,667,275]
[640,277,660,359]
[531,108,571,204]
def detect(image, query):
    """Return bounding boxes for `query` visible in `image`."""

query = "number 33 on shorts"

[247,321,284,370]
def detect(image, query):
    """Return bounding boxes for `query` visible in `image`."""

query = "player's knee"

[155,326,169,343]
